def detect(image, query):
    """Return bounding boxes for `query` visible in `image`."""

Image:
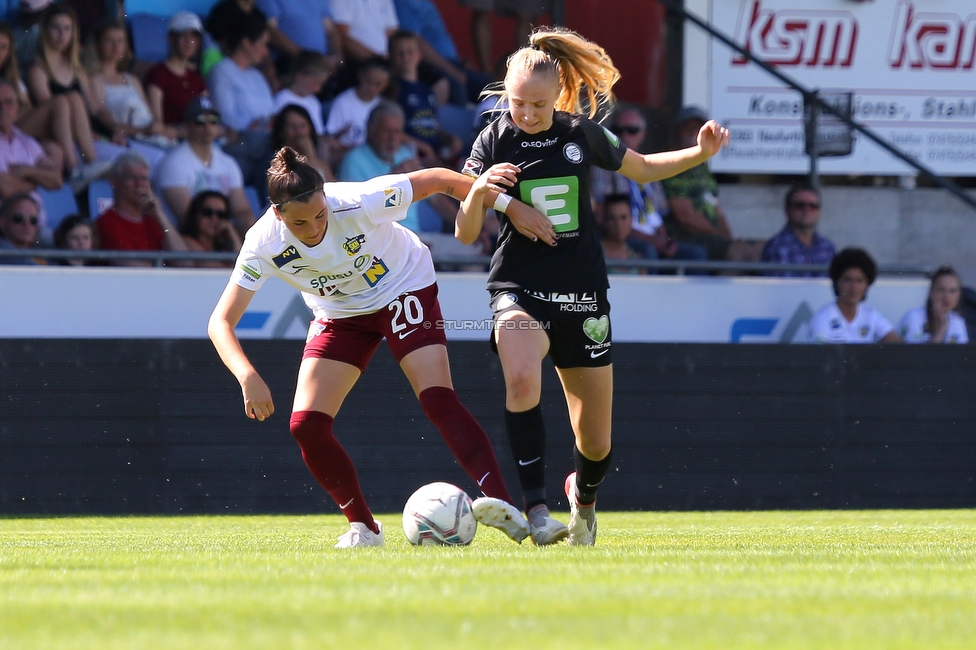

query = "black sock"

[504,404,547,511]
[573,445,612,506]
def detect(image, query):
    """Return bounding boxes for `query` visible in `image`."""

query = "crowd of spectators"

[0,1,967,343]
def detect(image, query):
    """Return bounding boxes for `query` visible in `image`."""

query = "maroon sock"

[290,410,377,533]
[418,386,515,505]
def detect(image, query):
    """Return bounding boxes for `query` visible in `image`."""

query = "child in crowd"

[273,50,333,136]
[324,57,390,164]
[388,30,461,167]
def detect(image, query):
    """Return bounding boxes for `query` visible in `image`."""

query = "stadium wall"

[2,340,973,515]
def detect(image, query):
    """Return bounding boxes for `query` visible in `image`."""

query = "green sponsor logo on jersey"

[602,126,620,148]
[519,176,580,233]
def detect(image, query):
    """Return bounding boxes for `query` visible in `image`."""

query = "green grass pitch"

[2,510,975,649]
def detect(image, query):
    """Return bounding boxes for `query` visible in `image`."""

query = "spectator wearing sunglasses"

[590,105,707,269]
[761,182,836,277]
[0,193,44,264]
[0,78,63,246]
[154,96,256,234]
[179,190,241,268]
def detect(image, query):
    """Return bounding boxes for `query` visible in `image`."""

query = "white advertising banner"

[710,0,976,175]
[0,268,928,343]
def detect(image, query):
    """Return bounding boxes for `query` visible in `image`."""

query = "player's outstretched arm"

[208,281,275,421]
[455,164,557,246]
[618,119,730,183]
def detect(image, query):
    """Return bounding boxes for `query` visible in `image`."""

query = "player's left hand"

[698,120,730,157]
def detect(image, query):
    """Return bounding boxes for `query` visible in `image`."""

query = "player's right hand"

[241,373,274,421]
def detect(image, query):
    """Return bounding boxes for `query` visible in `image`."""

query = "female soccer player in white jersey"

[808,247,903,344]
[208,146,542,548]
[455,27,730,546]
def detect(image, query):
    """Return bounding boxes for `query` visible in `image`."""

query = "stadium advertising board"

[710,0,976,175]
[0,268,926,343]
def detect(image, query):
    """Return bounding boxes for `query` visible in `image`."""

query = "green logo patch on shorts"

[583,315,609,343]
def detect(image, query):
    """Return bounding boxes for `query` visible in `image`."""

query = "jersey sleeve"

[806,305,833,343]
[357,174,415,225]
[872,309,894,341]
[462,127,495,178]
[581,118,627,172]
[231,235,271,292]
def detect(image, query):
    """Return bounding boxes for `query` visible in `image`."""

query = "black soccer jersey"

[464,111,627,293]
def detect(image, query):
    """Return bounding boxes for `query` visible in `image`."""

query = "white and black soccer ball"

[402,482,478,546]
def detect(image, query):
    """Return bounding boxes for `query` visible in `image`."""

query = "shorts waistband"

[525,290,598,303]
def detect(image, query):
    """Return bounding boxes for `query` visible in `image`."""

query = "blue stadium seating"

[128,13,170,64]
[244,185,266,217]
[416,199,443,233]
[437,104,476,157]
[38,185,80,231]
[87,180,114,219]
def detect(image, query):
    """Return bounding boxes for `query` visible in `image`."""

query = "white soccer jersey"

[232,174,436,320]
[808,302,894,343]
[897,306,969,344]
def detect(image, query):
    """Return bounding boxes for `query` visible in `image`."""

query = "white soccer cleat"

[472,496,531,543]
[527,504,568,546]
[334,520,385,548]
[564,472,597,547]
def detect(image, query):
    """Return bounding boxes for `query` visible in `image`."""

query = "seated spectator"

[145,11,207,142]
[153,96,256,233]
[203,0,278,88]
[339,100,482,261]
[600,193,645,275]
[331,0,398,67]
[762,182,836,277]
[808,247,902,343]
[0,78,63,243]
[25,3,111,184]
[324,57,390,161]
[662,105,764,263]
[87,17,169,168]
[388,30,461,167]
[271,104,335,182]
[273,50,333,137]
[179,190,241,268]
[0,20,67,176]
[207,11,275,191]
[591,105,707,267]
[96,150,188,265]
[338,101,422,232]
[457,0,547,75]
[392,0,491,105]
[0,192,43,264]
[53,213,96,265]
[256,0,341,74]
[898,265,969,344]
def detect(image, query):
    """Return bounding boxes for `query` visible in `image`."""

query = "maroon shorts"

[302,283,447,372]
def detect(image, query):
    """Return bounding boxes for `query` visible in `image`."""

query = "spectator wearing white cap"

[145,11,207,141]
[153,95,256,234]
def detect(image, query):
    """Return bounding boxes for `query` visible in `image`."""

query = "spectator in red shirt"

[96,151,187,265]
[145,12,208,141]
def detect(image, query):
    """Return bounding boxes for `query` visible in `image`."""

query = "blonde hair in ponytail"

[504,27,620,120]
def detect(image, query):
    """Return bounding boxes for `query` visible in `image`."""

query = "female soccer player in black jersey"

[457,27,730,546]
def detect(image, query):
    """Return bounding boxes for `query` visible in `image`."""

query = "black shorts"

[489,289,612,368]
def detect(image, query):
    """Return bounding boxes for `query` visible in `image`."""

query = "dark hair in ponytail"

[267,146,323,209]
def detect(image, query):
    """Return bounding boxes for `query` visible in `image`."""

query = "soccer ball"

[402,482,478,546]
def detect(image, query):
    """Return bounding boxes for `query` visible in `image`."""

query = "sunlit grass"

[2,510,975,649]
